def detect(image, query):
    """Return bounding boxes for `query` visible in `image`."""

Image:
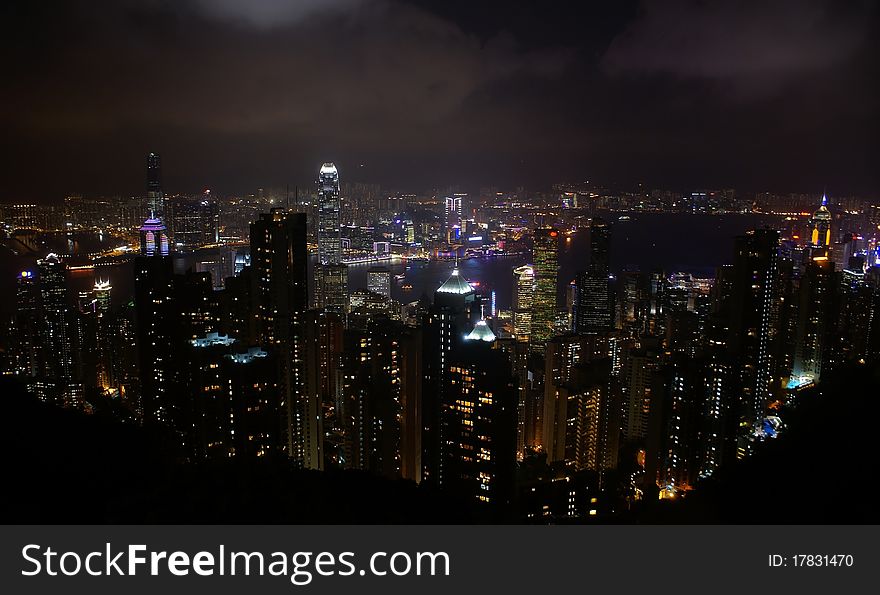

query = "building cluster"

[3,154,880,522]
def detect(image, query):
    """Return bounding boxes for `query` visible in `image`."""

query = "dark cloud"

[191,0,367,29]
[0,0,877,199]
[603,0,872,90]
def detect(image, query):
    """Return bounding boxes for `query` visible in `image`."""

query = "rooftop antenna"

[286,184,290,210]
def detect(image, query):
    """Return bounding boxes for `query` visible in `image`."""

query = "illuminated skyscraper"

[439,324,517,508]
[317,163,341,265]
[146,152,163,218]
[808,193,832,256]
[9,270,40,378]
[93,280,113,389]
[139,216,170,257]
[250,209,321,469]
[792,255,834,385]
[532,228,559,351]
[444,195,464,243]
[167,191,220,251]
[574,218,613,334]
[512,265,535,342]
[37,253,80,408]
[315,163,348,315]
[728,229,780,456]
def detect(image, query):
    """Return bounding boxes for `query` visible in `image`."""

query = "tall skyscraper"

[574,218,614,334]
[317,163,341,266]
[146,152,163,218]
[250,209,321,469]
[728,229,780,456]
[167,192,220,251]
[93,280,113,390]
[439,323,517,508]
[444,195,463,243]
[792,255,834,385]
[532,228,559,351]
[315,163,348,315]
[9,270,40,378]
[808,193,832,256]
[512,265,535,342]
[37,253,80,408]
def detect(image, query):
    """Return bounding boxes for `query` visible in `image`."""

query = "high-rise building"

[439,324,517,508]
[532,228,559,351]
[146,152,163,218]
[37,253,80,408]
[9,270,40,378]
[444,195,464,243]
[315,262,349,315]
[727,229,780,454]
[315,163,348,314]
[92,280,113,389]
[167,192,219,251]
[317,163,341,266]
[512,265,535,342]
[792,255,835,385]
[574,218,613,334]
[367,266,392,299]
[421,266,477,483]
[250,209,321,469]
[139,216,170,257]
[808,193,832,256]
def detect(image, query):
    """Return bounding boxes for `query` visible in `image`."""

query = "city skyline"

[2,1,880,529]
[2,147,879,523]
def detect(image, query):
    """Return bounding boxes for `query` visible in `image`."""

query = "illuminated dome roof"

[320,163,338,175]
[436,267,475,295]
[465,319,496,342]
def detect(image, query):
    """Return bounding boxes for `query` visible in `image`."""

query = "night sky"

[2,0,878,200]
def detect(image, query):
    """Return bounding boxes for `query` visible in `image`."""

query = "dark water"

[0,213,784,320]
[348,212,785,310]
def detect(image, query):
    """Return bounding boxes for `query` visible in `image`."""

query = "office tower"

[792,255,835,385]
[444,195,463,243]
[512,265,535,342]
[315,163,348,314]
[9,270,40,378]
[532,228,559,351]
[36,253,80,408]
[317,163,341,265]
[421,266,476,483]
[315,262,349,315]
[250,209,320,468]
[727,229,780,453]
[367,266,392,299]
[167,192,220,251]
[439,324,517,508]
[808,193,832,256]
[146,152,163,217]
[574,218,614,334]
[93,280,113,389]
